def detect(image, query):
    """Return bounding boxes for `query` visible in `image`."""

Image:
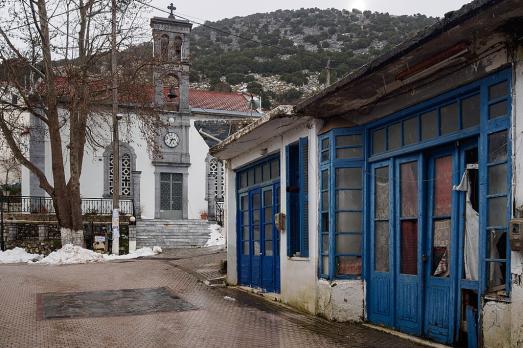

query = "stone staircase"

[136,219,212,248]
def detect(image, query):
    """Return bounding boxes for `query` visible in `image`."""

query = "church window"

[106,144,135,198]
[160,34,169,61]
[174,35,183,60]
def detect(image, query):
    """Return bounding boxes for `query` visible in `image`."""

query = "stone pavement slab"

[0,252,423,348]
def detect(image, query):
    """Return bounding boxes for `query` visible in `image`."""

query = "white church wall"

[187,119,209,219]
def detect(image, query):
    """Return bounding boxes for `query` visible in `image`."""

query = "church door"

[159,173,183,219]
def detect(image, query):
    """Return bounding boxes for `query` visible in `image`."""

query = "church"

[21,8,262,247]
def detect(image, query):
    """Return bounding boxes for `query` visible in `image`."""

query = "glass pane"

[335,234,361,254]
[321,170,329,190]
[252,193,260,209]
[375,221,389,272]
[489,81,508,100]
[255,166,262,184]
[441,103,459,135]
[322,192,329,211]
[336,256,362,276]
[488,164,507,195]
[242,211,248,225]
[488,229,507,260]
[265,240,273,256]
[321,138,330,150]
[253,210,260,224]
[489,100,508,119]
[322,256,329,275]
[253,226,260,240]
[489,131,507,162]
[336,212,361,232]
[388,123,401,150]
[487,261,506,291]
[488,196,507,227]
[336,168,362,189]
[401,220,418,275]
[403,117,418,145]
[372,128,386,154]
[254,241,261,255]
[241,195,248,210]
[242,226,249,241]
[375,166,389,219]
[337,190,362,210]
[461,94,480,128]
[401,162,418,217]
[434,156,452,216]
[264,207,273,223]
[432,219,451,277]
[243,241,249,255]
[321,212,329,232]
[240,172,247,188]
[321,150,330,162]
[248,169,254,186]
[322,234,329,252]
[263,190,272,207]
[336,147,363,159]
[336,134,362,147]
[262,162,270,182]
[421,110,438,140]
[270,160,279,179]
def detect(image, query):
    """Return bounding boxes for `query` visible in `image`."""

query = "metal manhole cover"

[37,287,197,320]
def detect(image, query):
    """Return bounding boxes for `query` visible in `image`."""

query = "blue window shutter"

[299,137,309,257]
[285,144,291,257]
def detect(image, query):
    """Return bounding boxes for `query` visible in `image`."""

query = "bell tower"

[150,4,192,111]
[150,4,193,220]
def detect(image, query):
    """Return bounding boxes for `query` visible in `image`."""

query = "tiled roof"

[162,88,255,113]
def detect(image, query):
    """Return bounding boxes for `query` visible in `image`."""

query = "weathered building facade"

[211,0,523,346]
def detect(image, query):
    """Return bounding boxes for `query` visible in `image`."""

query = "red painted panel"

[434,156,452,216]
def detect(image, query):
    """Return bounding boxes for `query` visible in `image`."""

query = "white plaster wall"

[225,160,237,285]
[317,279,365,322]
[482,301,511,348]
[187,119,208,219]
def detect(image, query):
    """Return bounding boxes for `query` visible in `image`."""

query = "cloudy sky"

[149,0,472,22]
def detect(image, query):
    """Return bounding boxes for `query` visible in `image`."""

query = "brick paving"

[0,248,422,347]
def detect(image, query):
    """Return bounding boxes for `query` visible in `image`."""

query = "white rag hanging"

[454,169,479,280]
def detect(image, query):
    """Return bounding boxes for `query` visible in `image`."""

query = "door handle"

[422,254,428,263]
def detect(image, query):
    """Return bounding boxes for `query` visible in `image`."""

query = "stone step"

[135,219,217,249]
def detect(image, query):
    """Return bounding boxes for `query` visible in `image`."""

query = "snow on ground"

[205,224,225,247]
[37,244,104,265]
[103,246,162,260]
[0,247,43,264]
[35,244,163,265]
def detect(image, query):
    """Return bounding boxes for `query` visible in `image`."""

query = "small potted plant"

[200,210,208,220]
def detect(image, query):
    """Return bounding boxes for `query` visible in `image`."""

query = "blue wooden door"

[423,149,459,343]
[238,193,250,285]
[368,161,394,326]
[394,156,423,335]
[261,187,275,291]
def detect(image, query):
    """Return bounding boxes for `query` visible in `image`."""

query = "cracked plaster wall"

[316,279,365,322]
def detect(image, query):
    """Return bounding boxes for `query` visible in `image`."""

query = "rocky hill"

[189,8,437,108]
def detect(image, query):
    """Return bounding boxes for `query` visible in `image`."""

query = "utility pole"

[111,0,120,255]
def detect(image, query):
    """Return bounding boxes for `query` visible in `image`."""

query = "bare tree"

[0,0,160,245]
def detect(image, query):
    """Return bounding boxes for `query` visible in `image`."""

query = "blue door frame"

[236,156,281,293]
[368,141,478,344]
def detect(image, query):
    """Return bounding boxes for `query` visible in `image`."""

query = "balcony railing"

[0,196,135,216]
[215,200,224,226]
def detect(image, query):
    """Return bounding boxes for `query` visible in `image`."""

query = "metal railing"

[0,196,135,216]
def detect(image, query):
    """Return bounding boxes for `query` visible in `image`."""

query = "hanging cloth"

[454,169,479,280]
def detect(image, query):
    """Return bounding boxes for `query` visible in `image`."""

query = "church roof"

[195,119,254,148]
[187,89,256,114]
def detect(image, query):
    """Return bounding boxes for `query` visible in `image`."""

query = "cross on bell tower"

[167,3,176,18]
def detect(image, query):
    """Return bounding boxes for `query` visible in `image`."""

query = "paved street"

[0,248,422,347]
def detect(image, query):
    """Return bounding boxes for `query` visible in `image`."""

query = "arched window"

[174,35,183,60]
[105,143,136,198]
[160,34,169,61]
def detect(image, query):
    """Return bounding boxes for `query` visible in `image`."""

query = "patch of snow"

[37,244,104,265]
[223,296,236,301]
[0,247,43,264]
[103,246,162,261]
[205,224,225,247]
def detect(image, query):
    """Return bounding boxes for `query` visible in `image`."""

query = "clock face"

[164,132,180,148]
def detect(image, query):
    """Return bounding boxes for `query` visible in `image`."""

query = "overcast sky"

[149,0,473,22]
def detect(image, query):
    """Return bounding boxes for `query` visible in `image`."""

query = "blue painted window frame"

[286,137,310,258]
[317,68,512,293]
[319,128,365,280]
